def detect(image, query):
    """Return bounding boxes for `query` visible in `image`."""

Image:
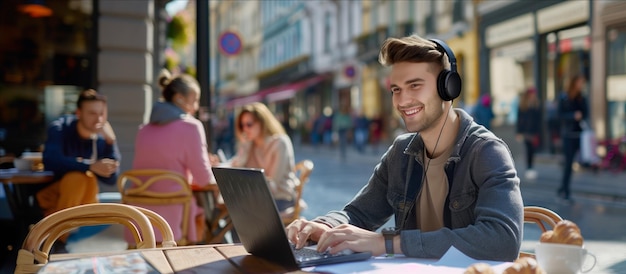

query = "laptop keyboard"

[292,244,354,262]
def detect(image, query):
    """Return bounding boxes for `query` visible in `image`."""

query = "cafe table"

[0,169,54,242]
[48,243,307,273]
[46,243,514,274]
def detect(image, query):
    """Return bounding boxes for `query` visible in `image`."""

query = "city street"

[293,143,626,274]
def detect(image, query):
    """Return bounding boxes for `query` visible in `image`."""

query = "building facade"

[0,0,172,178]
[212,0,360,144]
[591,0,626,141]
[478,0,626,154]
[354,0,478,141]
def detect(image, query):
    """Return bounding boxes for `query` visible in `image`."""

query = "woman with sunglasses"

[213,102,299,212]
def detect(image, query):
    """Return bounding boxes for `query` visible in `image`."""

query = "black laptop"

[212,166,372,269]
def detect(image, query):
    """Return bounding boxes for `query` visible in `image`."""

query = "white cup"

[13,158,33,171]
[535,242,596,273]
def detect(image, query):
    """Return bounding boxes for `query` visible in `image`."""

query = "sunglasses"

[242,121,256,128]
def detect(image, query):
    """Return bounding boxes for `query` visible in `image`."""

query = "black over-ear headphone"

[430,39,462,101]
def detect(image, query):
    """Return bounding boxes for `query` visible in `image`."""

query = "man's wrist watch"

[382,227,400,256]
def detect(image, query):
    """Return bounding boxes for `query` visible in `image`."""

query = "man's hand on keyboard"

[315,224,386,256]
[286,219,332,249]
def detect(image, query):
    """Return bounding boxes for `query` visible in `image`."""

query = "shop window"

[606,26,626,140]
[452,0,464,23]
[0,0,95,157]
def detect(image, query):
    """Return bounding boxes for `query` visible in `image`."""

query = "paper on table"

[37,252,159,274]
[304,246,513,274]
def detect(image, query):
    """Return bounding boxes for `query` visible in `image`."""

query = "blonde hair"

[378,34,449,74]
[235,102,286,140]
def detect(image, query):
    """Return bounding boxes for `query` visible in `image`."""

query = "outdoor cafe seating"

[14,203,176,274]
[117,169,195,246]
[520,205,564,259]
[281,159,314,225]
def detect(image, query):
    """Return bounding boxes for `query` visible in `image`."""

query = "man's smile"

[401,106,422,117]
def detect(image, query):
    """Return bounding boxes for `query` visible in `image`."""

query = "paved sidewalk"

[294,142,626,204]
[521,153,626,204]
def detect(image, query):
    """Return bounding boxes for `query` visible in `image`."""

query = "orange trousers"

[36,171,99,216]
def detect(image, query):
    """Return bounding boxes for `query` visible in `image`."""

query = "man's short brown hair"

[378,34,450,74]
[76,89,107,109]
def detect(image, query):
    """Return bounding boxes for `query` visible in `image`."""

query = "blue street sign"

[219,31,242,56]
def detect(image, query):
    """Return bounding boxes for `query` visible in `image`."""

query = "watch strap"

[384,235,394,256]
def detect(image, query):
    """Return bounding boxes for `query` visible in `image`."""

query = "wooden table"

[0,170,54,245]
[50,243,308,274]
[46,243,515,274]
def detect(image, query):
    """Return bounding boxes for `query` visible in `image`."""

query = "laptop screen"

[212,167,300,268]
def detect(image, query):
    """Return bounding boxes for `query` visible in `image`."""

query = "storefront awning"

[225,75,326,108]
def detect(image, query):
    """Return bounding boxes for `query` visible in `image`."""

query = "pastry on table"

[503,257,546,274]
[464,262,495,274]
[539,220,583,246]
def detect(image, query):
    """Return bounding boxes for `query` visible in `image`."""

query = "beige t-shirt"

[416,144,454,232]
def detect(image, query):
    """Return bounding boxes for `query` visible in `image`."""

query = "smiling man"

[286,34,523,262]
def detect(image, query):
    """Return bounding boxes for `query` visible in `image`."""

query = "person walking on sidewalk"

[557,74,588,202]
[516,87,541,180]
[286,34,522,261]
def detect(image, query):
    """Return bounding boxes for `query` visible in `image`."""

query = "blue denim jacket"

[314,109,523,261]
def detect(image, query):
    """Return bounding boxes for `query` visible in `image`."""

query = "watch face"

[382,227,400,235]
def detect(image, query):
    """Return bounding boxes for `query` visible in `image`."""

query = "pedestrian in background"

[353,110,370,154]
[516,87,541,180]
[473,93,495,130]
[212,102,299,212]
[546,95,561,155]
[333,107,353,160]
[557,74,588,202]
[132,69,216,244]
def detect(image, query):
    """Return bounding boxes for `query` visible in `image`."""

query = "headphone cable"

[398,101,452,230]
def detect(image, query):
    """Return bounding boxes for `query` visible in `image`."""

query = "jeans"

[559,136,580,199]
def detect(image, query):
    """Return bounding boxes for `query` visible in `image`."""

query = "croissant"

[553,229,584,246]
[553,220,581,236]
[539,230,555,243]
[503,257,546,274]
[464,263,495,274]
[539,220,584,246]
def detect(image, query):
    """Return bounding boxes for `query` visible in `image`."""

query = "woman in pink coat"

[130,69,216,244]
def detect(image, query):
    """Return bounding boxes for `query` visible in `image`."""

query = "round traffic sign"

[219,31,242,56]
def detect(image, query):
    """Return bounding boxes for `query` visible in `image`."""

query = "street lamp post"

[196,0,212,150]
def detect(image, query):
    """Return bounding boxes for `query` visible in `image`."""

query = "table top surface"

[0,169,54,183]
[50,244,304,274]
[46,243,515,274]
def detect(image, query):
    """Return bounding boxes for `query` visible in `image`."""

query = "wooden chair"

[117,169,194,246]
[204,190,234,244]
[520,206,564,259]
[14,203,176,274]
[281,160,314,225]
